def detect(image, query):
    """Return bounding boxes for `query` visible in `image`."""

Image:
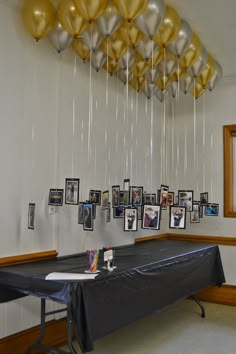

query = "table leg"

[25,299,76,354]
[191,295,206,318]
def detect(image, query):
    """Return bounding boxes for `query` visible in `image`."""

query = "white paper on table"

[45,272,99,280]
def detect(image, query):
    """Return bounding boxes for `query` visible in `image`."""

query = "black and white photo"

[169,206,186,229]
[28,203,35,230]
[124,208,138,231]
[65,178,79,205]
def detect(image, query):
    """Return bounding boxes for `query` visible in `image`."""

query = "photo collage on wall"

[26,178,219,232]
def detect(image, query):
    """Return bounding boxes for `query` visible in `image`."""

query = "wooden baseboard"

[0,250,58,267]
[0,318,68,354]
[167,233,236,246]
[196,284,236,306]
[135,233,236,246]
[135,234,168,243]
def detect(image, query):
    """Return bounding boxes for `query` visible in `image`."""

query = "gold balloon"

[119,23,144,49]
[74,0,108,23]
[113,0,148,22]
[103,57,119,75]
[156,74,171,91]
[101,28,128,62]
[22,0,56,41]
[197,53,216,88]
[192,82,205,99]
[58,0,87,38]
[73,39,90,62]
[152,46,163,66]
[129,76,145,92]
[179,33,202,70]
[132,54,149,78]
[154,5,180,48]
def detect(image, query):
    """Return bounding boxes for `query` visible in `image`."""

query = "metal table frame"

[25,295,205,354]
[25,299,77,354]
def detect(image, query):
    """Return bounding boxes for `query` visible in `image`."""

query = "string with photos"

[21,0,222,104]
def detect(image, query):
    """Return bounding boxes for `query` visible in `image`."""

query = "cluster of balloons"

[22,0,222,100]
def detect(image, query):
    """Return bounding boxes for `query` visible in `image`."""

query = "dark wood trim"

[166,233,236,246]
[0,318,68,354]
[223,125,236,217]
[135,234,168,243]
[196,284,236,306]
[135,233,236,246]
[0,250,58,267]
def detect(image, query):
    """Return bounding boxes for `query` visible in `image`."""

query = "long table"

[0,240,225,353]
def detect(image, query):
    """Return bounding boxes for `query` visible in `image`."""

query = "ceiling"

[168,0,236,78]
[8,0,236,78]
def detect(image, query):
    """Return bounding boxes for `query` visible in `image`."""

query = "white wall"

[0,0,235,339]
[0,1,168,336]
[166,79,236,285]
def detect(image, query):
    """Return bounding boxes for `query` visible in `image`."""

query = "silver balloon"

[179,73,194,94]
[155,88,169,102]
[136,38,160,61]
[134,0,165,39]
[168,81,178,98]
[48,20,73,53]
[159,51,177,77]
[118,69,133,84]
[142,83,157,99]
[208,61,223,91]
[146,67,160,84]
[188,46,208,78]
[81,23,104,52]
[97,0,124,37]
[92,49,107,72]
[118,48,135,69]
[167,19,192,58]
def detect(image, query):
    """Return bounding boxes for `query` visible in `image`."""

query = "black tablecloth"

[0,240,225,352]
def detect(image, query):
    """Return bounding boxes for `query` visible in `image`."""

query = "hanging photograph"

[157,189,161,204]
[137,205,142,220]
[120,191,124,205]
[205,203,219,216]
[65,178,80,205]
[169,206,186,229]
[78,202,84,224]
[124,207,138,232]
[106,203,111,222]
[143,193,156,205]
[113,205,125,218]
[92,203,96,219]
[83,203,93,231]
[48,189,64,206]
[28,203,35,230]
[112,185,120,207]
[123,190,130,206]
[142,204,161,230]
[199,205,204,218]
[190,202,200,223]
[160,185,169,209]
[174,195,179,205]
[89,190,101,205]
[123,178,130,191]
[200,192,208,205]
[102,190,109,210]
[130,186,143,206]
[167,192,174,206]
[178,190,194,212]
